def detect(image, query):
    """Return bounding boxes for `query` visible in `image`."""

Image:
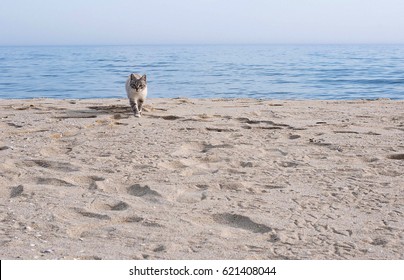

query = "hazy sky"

[0,0,403,45]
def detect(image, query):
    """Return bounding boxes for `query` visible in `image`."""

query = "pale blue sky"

[0,0,403,45]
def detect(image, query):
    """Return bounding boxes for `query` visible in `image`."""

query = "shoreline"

[1,97,403,101]
[1,98,403,259]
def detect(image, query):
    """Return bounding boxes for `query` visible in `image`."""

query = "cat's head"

[130,74,147,91]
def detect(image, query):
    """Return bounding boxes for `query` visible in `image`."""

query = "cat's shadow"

[87,105,132,115]
[54,104,168,120]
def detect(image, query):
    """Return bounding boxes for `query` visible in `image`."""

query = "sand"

[0,98,403,260]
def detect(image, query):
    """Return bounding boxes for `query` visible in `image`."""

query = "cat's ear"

[130,73,136,80]
[141,74,147,82]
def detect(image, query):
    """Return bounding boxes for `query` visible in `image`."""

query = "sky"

[0,0,403,45]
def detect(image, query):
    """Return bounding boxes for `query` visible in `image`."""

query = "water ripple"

[0,45,403,99]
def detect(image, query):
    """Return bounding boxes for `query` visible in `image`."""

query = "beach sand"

[0,98,403,259]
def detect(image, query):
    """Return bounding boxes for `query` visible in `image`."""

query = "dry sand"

[0,98,403,260]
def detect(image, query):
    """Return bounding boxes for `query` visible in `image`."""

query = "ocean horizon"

[1,44,403,100]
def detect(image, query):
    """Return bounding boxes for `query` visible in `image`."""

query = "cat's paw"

[134,113,141,118]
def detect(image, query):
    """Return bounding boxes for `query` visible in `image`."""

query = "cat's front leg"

[129,99,141,117]
[137,99,144,116]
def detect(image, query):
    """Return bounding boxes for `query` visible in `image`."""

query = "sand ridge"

[0,98,403,259]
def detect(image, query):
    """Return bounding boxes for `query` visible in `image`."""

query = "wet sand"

[0,98,403,259]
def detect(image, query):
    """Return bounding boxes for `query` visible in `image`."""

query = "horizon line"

[1,42,404,48]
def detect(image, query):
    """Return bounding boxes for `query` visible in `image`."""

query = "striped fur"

[126,74,147,117]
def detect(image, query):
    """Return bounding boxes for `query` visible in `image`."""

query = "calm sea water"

[0,45,403,100]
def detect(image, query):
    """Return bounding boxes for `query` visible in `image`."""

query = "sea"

[0,44,403,100]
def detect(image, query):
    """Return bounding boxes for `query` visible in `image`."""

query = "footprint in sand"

[236,117,292,130]
[387,154,404,160]
[289,134,301,140]
[37,177,76,187]
[219,182,245,191]
[171,142,205,157]
[10,185,24,198]
[109,201,129,211]
[148,114,183,120]
[123,216,164,228]
[163,141,237,176]
[86,175,106,190]
[51,175,105,190]
[23,159,80,172]
[73,208,111,220]
[212,213,272,234]
[172,142,235,156]
[201,143,234,153]
[53,112,98,119]
[127,184,161,197]
[175,189,207,203]
[89,197,130,212]
[205,127,238,132]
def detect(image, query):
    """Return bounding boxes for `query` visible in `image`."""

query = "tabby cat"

[125,73,147,117]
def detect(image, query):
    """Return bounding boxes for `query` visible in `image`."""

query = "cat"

[125,73,147,117]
